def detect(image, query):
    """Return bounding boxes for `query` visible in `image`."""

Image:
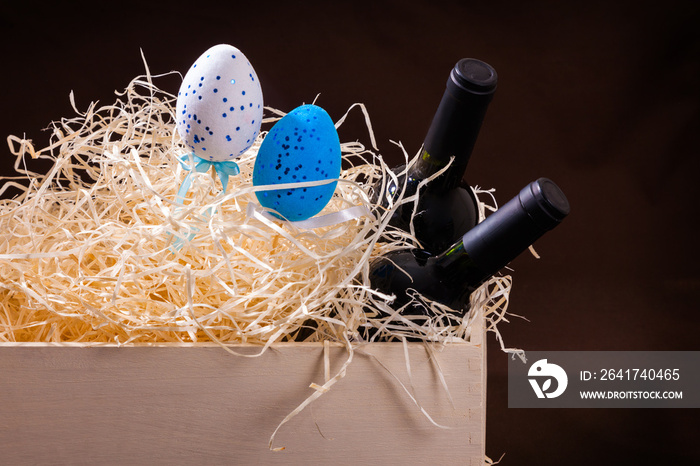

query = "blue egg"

[253,105,341,221]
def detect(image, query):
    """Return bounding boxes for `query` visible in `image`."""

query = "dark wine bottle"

[376,58,497,254]
[368,178,570,325]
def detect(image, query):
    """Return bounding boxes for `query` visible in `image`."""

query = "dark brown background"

[3,0,698,463]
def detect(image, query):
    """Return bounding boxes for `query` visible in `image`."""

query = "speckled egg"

[176,44,263,162]
[253,105,341,221]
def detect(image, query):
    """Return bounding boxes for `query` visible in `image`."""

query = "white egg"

[176,44,263,162]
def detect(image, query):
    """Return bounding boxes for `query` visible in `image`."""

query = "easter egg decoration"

[171,44,263,248]
[253,105,341,222]
[176,44,263,164]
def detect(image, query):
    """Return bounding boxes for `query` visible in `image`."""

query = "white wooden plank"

[0,330,484,465]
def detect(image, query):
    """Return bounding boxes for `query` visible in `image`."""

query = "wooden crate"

[0,319,485,465]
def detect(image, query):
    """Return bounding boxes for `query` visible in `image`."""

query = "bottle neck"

[409,59,496,192]
[436,178,570,285]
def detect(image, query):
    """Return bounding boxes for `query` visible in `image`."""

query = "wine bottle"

[368,178,570,325]
[376,58,497,254]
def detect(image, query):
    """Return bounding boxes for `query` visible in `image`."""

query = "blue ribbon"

[176,153,240,202]
[171,154,240,250]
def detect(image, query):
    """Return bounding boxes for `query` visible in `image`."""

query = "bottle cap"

[449,58,498,96]
[519,177,570,230]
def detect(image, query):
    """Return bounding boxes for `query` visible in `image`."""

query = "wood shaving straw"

[1,65,521,455]
[0,69,512,349]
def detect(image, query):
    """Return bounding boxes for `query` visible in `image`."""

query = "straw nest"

[0,67,514,350]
